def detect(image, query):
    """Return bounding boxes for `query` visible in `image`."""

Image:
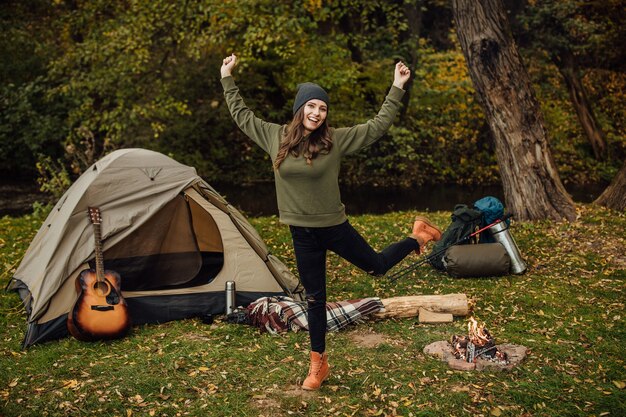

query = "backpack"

[428,204,483,271]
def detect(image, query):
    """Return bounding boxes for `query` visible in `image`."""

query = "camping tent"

[9,148,303,347]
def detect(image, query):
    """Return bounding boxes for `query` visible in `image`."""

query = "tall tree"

[451,0,576,221]
[515,0,625,161]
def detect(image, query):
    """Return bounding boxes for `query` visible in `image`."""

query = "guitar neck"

[93,222,106,282]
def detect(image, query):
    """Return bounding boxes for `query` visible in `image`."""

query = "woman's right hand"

[220,54,238,78]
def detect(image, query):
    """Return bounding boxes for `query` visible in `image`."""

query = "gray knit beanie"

[292,82,330,115]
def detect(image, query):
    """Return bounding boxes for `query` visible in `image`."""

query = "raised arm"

[220,54,281,154]
[334,61,410,155]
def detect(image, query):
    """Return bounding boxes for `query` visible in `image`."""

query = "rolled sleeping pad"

[442,243,511,278]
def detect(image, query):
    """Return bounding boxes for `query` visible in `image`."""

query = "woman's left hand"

[393,61,411,89]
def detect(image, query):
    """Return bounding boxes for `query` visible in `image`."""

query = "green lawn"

[1,205,624,416]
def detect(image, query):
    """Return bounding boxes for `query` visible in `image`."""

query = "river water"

[0,180,605,218]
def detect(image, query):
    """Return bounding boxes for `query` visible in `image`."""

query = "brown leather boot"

[302,351,330,391]
[411,216,442,254]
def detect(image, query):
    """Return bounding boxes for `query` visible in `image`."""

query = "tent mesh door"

[103,195,224,291]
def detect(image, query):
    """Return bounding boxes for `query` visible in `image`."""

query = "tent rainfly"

[9,148,303,347]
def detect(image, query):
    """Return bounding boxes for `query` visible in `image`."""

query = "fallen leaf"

[613,381,625,389]
[491,407,502,416]
[62,380,78,389]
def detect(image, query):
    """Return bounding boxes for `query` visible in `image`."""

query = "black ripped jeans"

[289,220,419,353]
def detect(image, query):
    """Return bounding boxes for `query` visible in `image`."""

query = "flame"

[451,318,507,363]
[467,317,491,346]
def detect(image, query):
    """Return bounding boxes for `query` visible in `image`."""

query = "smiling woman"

[274,82,332,170]
[218,54,442,391]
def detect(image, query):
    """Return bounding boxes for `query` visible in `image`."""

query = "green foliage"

[515,0,625,174]
[35,155,71,199]
[583,69,626,171]
[0,81,67,179]
[0,0,623,189]
[44,0,197,173]
[1,206,625,416]
[0,1,67,179]
[526,52,626,184]
[518,0,625,70]
[342,38,498,187]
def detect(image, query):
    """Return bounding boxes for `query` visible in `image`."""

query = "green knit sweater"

[221,76,405,227]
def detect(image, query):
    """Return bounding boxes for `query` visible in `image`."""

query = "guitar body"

[67,268,131,341]
[68,207,131,342]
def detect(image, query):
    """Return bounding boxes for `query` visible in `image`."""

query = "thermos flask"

[225,281,236,315]
[488,221,527,274]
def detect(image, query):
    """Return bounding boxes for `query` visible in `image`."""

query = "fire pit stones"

[423,341,527,371]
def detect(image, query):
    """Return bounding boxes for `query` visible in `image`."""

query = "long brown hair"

[273,106,333,169]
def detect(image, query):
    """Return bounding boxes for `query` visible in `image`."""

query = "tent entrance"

[102,195,224,292]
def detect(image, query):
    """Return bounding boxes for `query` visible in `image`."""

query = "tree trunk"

[452,0,576,221]
[594,160,626,211]
[372,294,469,319]
[554,50,607,160]
[399,1,422,120]
[338,12,363,64]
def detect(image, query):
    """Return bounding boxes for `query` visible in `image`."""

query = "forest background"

[1,0,624,197]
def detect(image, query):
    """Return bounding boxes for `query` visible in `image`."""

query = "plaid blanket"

[246,296,384,334]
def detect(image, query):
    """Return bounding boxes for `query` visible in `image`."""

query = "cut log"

[418,308,454,324]
[372,294,469,319]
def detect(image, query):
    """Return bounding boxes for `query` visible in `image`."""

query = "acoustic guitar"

[67,207,131,341]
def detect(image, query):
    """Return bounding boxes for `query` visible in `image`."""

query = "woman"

[219,54,441,390]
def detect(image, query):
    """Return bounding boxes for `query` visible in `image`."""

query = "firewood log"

[372,294,469,319]
[418,308,454,323]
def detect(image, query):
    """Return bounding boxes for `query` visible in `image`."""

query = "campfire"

[451,317,508,363]
[423,317,526,371]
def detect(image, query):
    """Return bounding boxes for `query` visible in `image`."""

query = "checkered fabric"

[246,296,384,334]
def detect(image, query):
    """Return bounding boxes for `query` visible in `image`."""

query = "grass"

[1,204,625,416]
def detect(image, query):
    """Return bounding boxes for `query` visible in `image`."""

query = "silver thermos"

[489,221,527,274]
[225,281,236,315]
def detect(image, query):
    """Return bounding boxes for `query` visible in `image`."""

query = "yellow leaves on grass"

[490,407,503,416]
[128,394,145,404]
[62,379,79,389]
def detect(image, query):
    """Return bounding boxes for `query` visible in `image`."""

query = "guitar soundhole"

[93,281,111,297]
